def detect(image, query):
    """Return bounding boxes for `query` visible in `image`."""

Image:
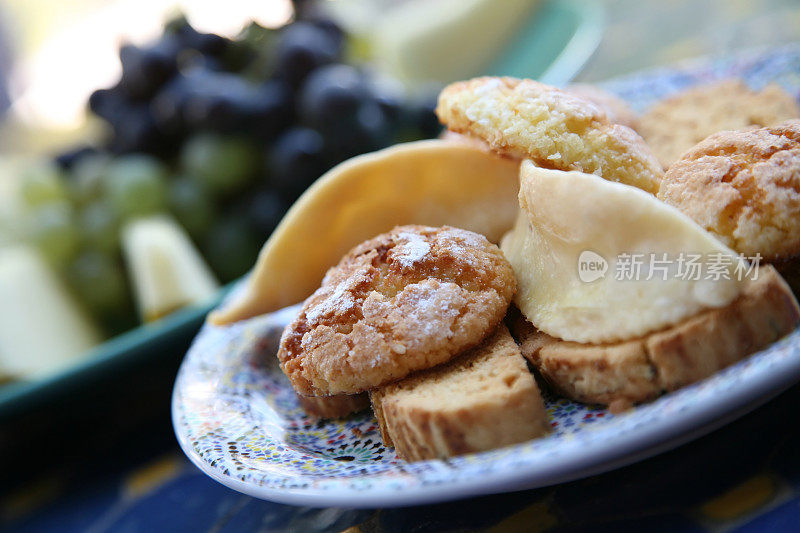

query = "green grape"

[20,163,69,208]
[180,134,260,197]
[26,201,80,267]
[79,201,120,255]
[203,217,261,282]
[69,153,111,206]
[105,155,168,219]
[168,176,217,239]
[66,249,129,315]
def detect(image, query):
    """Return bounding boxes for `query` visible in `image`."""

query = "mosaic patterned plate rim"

[173,44,800,508]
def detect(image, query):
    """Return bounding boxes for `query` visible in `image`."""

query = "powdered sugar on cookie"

[394,232,431,268]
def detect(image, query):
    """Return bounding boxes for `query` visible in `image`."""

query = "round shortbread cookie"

[658,120,800,261]
[435,76,663,193]
[278,225,516,395]
[640,80,800,167]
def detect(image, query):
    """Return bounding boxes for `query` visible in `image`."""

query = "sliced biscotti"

[296,393,370,419]
[370,325,550,461]
[511,265,800,411]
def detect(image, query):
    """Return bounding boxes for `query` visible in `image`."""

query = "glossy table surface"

[6,383,800,532]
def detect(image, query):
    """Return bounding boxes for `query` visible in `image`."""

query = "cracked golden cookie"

[436,76,662,193]
[510,265,800,411]
[640,80,800,167]
[658,120,800,261]
[277,225,516,395]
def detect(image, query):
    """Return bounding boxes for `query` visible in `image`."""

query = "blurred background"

[0,0,799,530]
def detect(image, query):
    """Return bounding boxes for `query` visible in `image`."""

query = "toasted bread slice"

[370,325,549,461]
[510,265,800,411]
[296,393,370,419]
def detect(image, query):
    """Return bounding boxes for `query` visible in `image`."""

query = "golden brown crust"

[278,225,517,395]
[658,120,800,260]
[511,265,799,406]
[296,393,370,419]
[371,325,549,461]
[435,76,662,193]
[566,83,640,131]
[647,265,800,390]
[510,316,660,405]
[640,80,800,167]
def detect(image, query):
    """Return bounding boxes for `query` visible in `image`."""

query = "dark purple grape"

[157,69,291,138]
[275,22,341,89]
[406,90,442,139]
[355,100,394,148]
[246,190,286,236]
[307,17,345,50]
[368,75,406,127]
[107,104,166,154]
[55,145,98,171]
[118,37,180,100]
[166,16,229,57]
[268,127,327,201]
[203,217,262,282]
[88,86,127,123]
[319,100,393,163]
[150,77,187,135]
[203,79,292,139]
[299,64,366,127]
[176,49,223,73]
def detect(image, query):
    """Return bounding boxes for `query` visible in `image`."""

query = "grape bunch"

[27,9,441,336]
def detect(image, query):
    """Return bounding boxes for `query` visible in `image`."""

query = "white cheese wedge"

[0,245,101,379]
[370,0,541,84]
[501,162,746,343]
[121,215,219,322]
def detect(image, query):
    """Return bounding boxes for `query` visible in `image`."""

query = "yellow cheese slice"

[209,139,520,325]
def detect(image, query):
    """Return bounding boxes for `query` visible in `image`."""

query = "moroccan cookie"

[436,76,663,193]
[370,325,549,461]
[640,80,800,167]
[658,120,800,261]
[566,83,640,131]
[277,225,517,395]
[511,265,800,411]
[296,393,370,419]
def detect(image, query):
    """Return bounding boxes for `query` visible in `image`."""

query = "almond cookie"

[277,225,517,395]
[296,393,370,419]
[658,120,800,261]
[510,265,800,411]
[436,76,663,193]
[640,80,800,167]
[370,325,549,461]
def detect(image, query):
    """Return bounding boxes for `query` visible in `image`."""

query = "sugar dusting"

[394,232,431,268]
[438,228,485,267]
[305,280,355,323]
[402,281,461,341]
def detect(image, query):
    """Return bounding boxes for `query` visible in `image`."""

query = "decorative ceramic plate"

[173,44,800,508]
